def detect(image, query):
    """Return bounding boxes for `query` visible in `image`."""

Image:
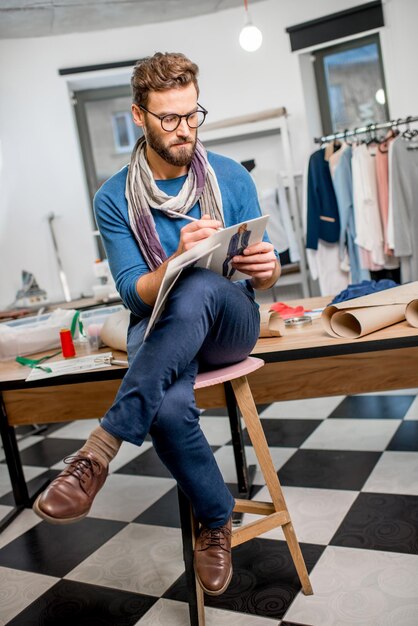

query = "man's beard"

[144,123,197,167]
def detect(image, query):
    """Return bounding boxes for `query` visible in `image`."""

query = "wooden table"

[1,296,418,522]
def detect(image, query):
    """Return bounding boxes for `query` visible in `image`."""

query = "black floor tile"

[115,447,172,478]
[281,622,313,626]
[11,438,84,468]
[278,449,381,490]
[133,481,263,529]
[0,469,60,506]
[331,492,418,554]
[0,518,126,577]
[329,395,415,420]
[239,419,322,448]
[164,538,323,619]
[387,421,418,451]
[6,579,157,626]
[115,445,219,479]
[134,486,181,528]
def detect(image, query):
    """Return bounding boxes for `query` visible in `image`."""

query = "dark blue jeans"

[101,268,260,527]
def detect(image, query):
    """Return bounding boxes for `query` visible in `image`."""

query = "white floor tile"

[362,451,418,495]
[301,419,400,451]
[0,509,42,550]
[46,418,100,439]
[88,474,175,522]
[199,416,233,446]
[109,441,153,473]
[0,566,58,624]
[404,396,418,420]
[50,440,153,472]
[0,435,44,462]
[260,396,345,419]
[0,464,47,498]
[136,598,278,625]
[66,523,184,596]
[240,485,358,545]
[284,546,418,626]
[213,445,296,484]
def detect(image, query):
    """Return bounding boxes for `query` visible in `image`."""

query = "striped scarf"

[125,136,224,271]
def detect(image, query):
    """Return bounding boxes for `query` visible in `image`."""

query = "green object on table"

[15,310,83,373]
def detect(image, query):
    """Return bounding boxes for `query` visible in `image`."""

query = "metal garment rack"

[314,115,418,144]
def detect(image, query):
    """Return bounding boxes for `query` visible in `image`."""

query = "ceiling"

[0,0,264,39]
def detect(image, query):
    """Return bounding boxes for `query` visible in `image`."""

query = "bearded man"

[34,52,280,596]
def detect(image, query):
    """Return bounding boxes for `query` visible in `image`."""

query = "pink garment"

[375,138,395,254]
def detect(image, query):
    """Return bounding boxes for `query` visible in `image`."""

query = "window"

[72,85,143,255]
[112,111,139,153]
[313,34,389,135]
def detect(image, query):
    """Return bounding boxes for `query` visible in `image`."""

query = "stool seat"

[194,356,264,389]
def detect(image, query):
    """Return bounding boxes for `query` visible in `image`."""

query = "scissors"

[94,355,128,367]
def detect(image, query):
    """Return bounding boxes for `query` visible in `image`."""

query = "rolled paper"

[322,282,418,339]
[405,299,418,328]
[59,328,76,358]
[329,304,405,339]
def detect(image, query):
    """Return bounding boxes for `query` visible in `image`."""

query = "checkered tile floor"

[1,392,418,625]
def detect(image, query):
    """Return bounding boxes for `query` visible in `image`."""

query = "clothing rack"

[314,115,418,144]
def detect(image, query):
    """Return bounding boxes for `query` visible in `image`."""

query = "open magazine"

[144,214,269,339]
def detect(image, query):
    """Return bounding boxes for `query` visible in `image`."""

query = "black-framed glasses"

[139,103,208,132]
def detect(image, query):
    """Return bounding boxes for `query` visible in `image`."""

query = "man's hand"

[175,214,222,255]
[231,241,281,289]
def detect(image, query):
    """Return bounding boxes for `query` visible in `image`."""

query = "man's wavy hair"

[131,52,200,107]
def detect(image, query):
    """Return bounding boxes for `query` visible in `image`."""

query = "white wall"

[0,0,417,307]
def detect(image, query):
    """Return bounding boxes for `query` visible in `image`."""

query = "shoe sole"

[194,564,233,596]
[32,495,89,525]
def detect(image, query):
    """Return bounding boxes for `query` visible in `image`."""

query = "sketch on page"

[144,214,269,339]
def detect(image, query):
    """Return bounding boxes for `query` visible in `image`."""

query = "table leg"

[0,394,30,507]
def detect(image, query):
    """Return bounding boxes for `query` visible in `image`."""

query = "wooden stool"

[178,356,313,626]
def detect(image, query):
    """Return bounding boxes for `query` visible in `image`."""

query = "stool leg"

[177,488,206,625]
[230,376,313,596]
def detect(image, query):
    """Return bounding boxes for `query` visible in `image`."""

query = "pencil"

[163,208,200,222]
[163,208,223,229]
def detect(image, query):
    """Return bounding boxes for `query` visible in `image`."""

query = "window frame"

[313,33,389,136]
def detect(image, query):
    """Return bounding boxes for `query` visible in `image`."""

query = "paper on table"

[25,352,114,381]
[322,282,418,338]
[259,309,285,337]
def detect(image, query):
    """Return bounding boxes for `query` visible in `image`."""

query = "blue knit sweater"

[94,151,275,318]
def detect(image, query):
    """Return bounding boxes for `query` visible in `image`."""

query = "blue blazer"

[306,149,340,249]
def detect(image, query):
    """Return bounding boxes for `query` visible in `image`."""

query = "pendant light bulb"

[239,2,262,52]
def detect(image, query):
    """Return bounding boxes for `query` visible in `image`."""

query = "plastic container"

[80,305,126,350]
[0,309,79,360]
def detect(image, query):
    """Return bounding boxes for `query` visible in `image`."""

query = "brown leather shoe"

[194,517,232,596]
[33,451,108,524]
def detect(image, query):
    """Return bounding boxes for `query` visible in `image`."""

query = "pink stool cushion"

[194,356,264,389]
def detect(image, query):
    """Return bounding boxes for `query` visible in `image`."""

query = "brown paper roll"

[322,282,418,339]
[329,304,405,338]
[405,299,418,328]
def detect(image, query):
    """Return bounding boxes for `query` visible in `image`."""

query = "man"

[34,52,280,596]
